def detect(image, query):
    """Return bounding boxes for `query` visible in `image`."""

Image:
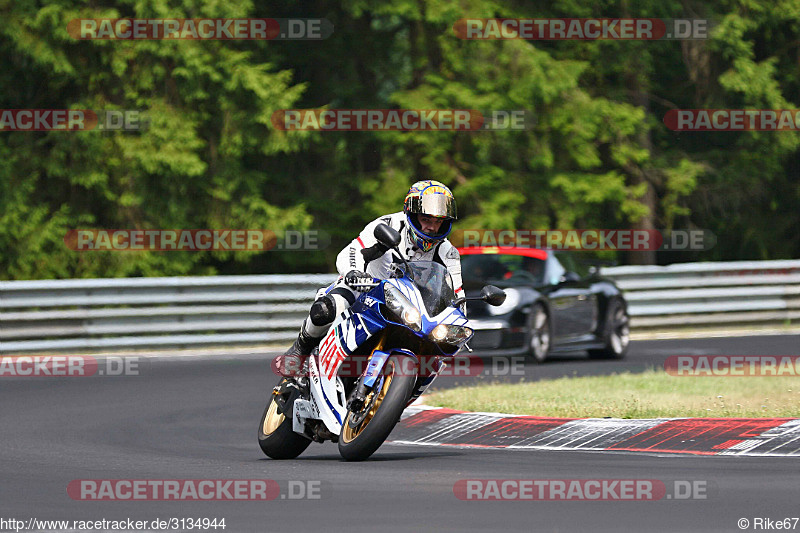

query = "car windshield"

[461,253,546,287]
[396,261,456,316]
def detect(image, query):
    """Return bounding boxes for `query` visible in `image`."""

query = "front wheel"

[525,304,551,363]
[258,380,312,460]
[338,354,417,461]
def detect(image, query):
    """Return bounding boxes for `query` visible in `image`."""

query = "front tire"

[338,354,417,461]
[258,380,312,460]
[525,304,551,363]
[588,299,630,359]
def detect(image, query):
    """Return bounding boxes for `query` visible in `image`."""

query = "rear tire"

[588,299,630,360]
[338,354,417,461]
[258,380,312,460]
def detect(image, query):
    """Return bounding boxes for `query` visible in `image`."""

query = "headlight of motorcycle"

[430,324,474,345]
[383,284,422,331]
[487,287,520,315]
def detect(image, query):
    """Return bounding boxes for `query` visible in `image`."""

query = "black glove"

[345,270,376,291]
[361,242,389,262]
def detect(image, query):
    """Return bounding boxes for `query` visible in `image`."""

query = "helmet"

[403,180,457,252]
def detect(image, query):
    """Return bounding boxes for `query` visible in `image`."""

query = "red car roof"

[457,246,548,260]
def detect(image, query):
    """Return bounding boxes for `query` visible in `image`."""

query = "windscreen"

[461,253,546,287]
[400,261,456,316]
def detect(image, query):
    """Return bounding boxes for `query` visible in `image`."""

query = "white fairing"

[308,311,350,434]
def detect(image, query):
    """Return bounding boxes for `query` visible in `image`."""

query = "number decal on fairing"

[318,330,347,380]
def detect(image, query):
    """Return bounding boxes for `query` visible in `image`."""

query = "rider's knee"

[309,295,336,326]
[310,285,356,327]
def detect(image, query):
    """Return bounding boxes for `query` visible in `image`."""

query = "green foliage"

[1,0,798,279]
[0,0,312,279]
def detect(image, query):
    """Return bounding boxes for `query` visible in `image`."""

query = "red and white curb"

[390,406,800,456]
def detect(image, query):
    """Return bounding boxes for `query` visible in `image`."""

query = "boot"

[275,324,323,377]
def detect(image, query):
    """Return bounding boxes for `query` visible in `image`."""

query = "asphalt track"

[1,334,798,532]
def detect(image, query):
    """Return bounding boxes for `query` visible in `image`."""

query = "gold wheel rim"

[262,398,285,436]
[341,364,395,444]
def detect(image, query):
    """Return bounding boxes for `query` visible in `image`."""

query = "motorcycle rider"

[275,180,464,376]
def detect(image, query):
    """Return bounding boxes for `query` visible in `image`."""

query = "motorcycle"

[258,223,506,461]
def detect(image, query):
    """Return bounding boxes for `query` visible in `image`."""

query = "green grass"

[425,369,800,418]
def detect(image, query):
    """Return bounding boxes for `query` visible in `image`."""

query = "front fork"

[346,346,393,414]
[346,338,444,413]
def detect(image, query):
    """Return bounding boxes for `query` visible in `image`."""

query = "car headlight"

[430,324,474,345]
[383,284,422,331]
[487,287,520,315]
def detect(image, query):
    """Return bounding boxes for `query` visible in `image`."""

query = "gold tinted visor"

[405,194,457,219]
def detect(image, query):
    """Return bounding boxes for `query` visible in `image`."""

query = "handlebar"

[344,270,380,292]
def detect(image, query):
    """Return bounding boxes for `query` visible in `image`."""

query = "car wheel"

[588,299,630,359]
[525,304,551,363]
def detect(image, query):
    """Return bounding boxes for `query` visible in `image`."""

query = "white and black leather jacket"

[335,212,464,302]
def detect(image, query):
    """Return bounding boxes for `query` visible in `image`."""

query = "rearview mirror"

[481,285,507,306]
[374,223,401,248]
[560,271,581,283]
[452,284,507,308]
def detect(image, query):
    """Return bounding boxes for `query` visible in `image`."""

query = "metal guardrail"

[1,260,799,353]
[0,275,337,353]
[601,260,800,330]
